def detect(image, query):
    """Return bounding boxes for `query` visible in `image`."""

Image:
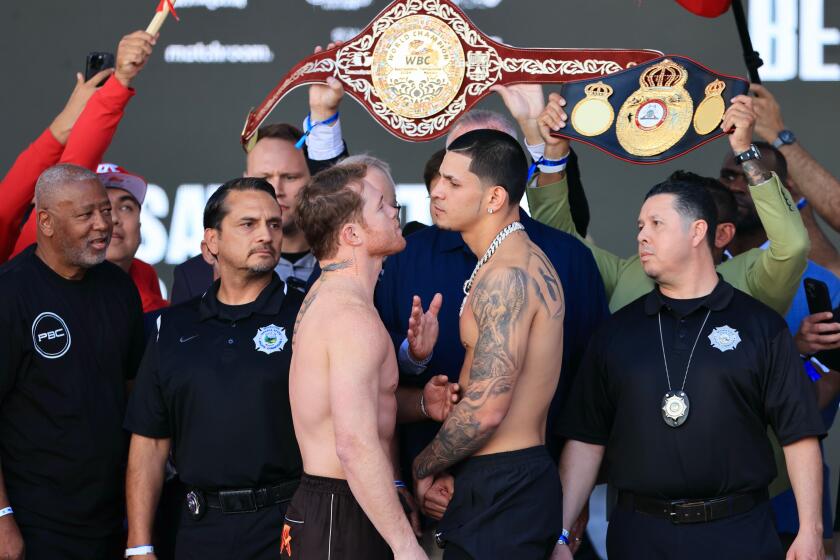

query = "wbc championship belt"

[240,0,662,147]
[554,56,750,164]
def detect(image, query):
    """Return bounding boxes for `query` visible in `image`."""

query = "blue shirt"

[773,260,840,536]
[374,212,609,470]
[785,260,840,337]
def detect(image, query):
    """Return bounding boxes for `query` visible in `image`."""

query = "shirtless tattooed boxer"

[413,129,566,560]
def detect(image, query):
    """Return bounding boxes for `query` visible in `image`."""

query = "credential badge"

[253,324,288,355]
[708,325,741,352]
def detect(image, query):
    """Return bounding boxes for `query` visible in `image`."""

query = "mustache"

[248,244,277,256]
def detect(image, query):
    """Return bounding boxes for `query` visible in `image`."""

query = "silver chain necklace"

[657,308,711,428]
[459,221,525,316]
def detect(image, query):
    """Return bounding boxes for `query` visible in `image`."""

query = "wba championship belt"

[556,56,749,164]
[241,0,662,147]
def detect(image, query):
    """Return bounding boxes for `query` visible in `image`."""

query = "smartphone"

[804,278,840,371]
[805,278,833,317]
[84,52,115,86]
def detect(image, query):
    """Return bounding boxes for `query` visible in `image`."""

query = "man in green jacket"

[529,93,808,316]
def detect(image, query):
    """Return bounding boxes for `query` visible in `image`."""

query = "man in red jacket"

[0,29,156,263]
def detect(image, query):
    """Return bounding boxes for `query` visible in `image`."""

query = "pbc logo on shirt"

[31,312,72,359]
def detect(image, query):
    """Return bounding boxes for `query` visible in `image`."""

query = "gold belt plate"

[371,14,466,119]
[615,59,694,157]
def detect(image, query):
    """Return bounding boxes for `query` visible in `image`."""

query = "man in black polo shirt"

[124,178,303,559]
[0,164,144,559]
[554,144,825,557]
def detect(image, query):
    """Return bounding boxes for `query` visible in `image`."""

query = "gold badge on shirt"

[615,59,693,157]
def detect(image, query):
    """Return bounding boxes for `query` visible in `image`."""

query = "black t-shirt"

[125,273,304,489]
[0,245,144,537]
[559,279,824,500]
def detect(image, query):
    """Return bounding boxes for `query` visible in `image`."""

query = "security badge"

[253,324,288,355]
[708,325,741,352]
[661,390,690,427]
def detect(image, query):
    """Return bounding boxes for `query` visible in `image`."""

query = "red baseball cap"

[96,163,148,205]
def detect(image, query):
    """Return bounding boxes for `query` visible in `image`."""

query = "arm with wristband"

[750,83,840,232]
[0,301,24,559]
[717,95,809,317]
[0,463,23,560]
[124,329,172,559]
[125,433,170,558]
[550,441,605,560]
[302,42,348,169]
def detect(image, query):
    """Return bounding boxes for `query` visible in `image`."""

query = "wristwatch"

[772,129,796,149]
[734,144,761,165]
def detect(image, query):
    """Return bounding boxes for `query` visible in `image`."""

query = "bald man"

[0,164,144,559]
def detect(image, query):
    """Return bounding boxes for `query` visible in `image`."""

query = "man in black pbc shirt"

[124,178,304,560]
[0,164,144,560]
[553,171,825,558]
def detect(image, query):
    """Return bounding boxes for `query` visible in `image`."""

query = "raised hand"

[721,94,757,154]
[749,83,786,144]
[49,68,115,144]
[407,294,442,363]
[310,42,345,122]
[115,31,157,88]
[421,374,460,422]
[491,83,545,145]
[537,93,572,157]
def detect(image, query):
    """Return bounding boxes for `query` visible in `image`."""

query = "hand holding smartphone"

[84,52,115,87]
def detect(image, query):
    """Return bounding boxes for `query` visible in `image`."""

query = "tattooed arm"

[724,95,772,187]
[413,267,530,480]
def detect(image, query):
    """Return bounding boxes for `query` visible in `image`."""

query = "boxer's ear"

[485,185,508,215]
[340,222,363,248]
